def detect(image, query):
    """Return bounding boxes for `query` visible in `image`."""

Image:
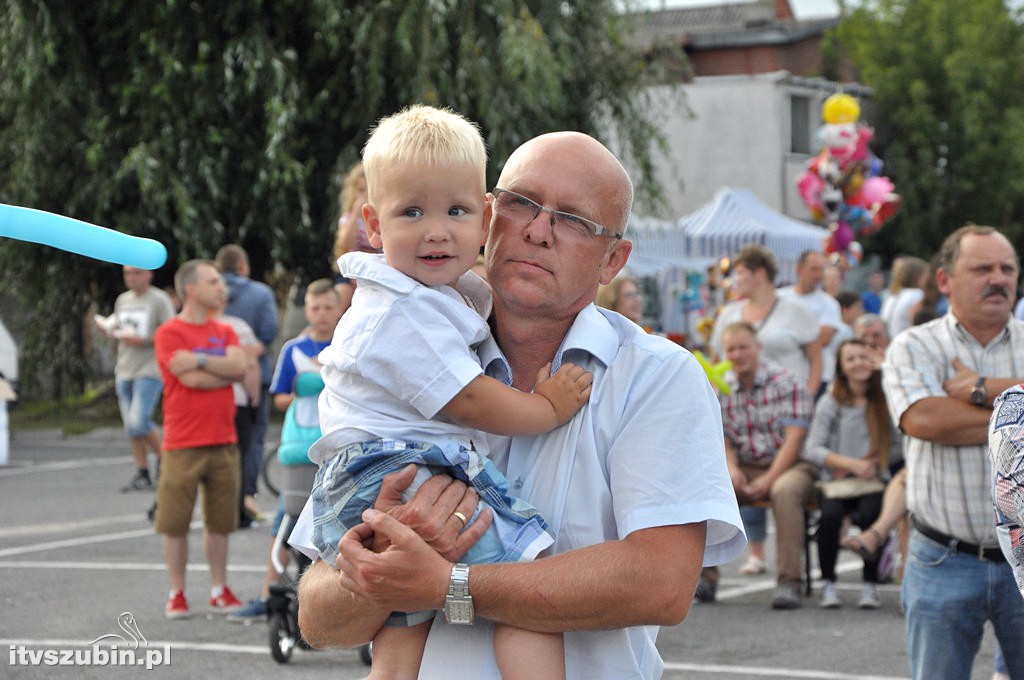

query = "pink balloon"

[858,176,894,205]
[797,171,825,213]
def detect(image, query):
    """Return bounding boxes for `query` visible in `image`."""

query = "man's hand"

[865,346,885,371]
[744,474,773,502]
[943,358,979,403]
[372,464,492,562]
[728,465,748,494]
[534,362,593,424]
[167,349,201,376]
[336,509,452,614]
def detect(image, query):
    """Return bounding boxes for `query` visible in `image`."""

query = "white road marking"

[0,560,266,572]
[662,662,908,679]
[0,456,132,476]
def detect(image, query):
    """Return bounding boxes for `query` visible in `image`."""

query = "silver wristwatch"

[444,563,474,625]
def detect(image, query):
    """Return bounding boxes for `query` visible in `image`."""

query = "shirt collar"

[480,304,616,385]
[340,252,493,318]
[944,309,1015,347]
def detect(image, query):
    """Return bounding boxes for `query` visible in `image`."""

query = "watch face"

[445,598,474,625]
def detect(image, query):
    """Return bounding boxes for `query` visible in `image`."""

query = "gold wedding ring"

[451,510,468,526]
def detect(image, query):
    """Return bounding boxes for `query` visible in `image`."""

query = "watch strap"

[444,562,474,625]
[971,375,986,405]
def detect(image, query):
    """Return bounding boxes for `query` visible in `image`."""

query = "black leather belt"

[912,518,1006,562]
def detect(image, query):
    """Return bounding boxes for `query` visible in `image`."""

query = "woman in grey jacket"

[804,339,900,609]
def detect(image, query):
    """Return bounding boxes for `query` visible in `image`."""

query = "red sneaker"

[210,586,243,613]
[165,591,190,619]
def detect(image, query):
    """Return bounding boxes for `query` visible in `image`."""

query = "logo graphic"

[88,612,147,649]
[9,612,171,670]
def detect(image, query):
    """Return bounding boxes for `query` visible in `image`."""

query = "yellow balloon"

[822,93,860,125]
[694,350,733,395]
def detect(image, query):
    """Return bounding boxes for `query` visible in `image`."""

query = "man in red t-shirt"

[154,259,247,619]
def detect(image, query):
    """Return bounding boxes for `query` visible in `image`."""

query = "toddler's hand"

[534,362,593,424]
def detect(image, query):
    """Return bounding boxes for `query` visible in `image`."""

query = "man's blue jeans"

[115,377,163,438]
[903,529,1024,680]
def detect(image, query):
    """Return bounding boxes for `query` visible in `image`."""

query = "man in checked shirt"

[883,225,1024,680]
[696,320,816,610]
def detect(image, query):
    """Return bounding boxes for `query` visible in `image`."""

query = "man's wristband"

[196,353,208,370]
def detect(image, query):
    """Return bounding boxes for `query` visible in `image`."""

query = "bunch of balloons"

[796,93,900,260]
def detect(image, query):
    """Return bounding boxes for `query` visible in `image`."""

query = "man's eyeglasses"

[492,188,623,239]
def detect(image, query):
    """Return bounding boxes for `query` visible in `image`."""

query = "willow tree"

[834,0,1024,259]
[0,1,674,399]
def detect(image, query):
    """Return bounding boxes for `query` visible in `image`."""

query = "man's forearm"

[204,348,246,381]
[764,427,806,480]
[177,370,232,390]
[471,523,705,633]
[901,397,990,446]
[985,377,1024,407]
[297,560,389,649]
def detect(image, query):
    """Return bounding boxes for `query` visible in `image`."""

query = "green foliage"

[834,0,1024,260]
[0,0,674,399]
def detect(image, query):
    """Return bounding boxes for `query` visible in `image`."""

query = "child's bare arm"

[440,363,592,436]
[273,392,295,411]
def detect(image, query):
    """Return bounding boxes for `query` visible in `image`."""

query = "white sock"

[211,585,225,598]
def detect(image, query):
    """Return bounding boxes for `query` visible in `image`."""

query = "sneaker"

[771,583,802,610]
[858,582,881,609]
[165,591,190,619]
[244,495,266,522]
[694,575,718,603]
[236,509,254,530]
[121,471,153,493]
[226,597,268,623]
[210,586,243,613]
[739,556,767,576]
[819,580,841,609]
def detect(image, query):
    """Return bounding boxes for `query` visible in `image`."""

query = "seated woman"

[803,339,900,610]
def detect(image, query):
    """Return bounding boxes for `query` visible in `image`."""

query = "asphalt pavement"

[0,426,1002,679]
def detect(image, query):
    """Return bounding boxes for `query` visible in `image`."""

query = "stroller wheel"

[359,642,372,666]
[268,611,295,663]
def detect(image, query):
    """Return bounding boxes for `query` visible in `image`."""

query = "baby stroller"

[266,463,314,663]
[265,371,371,667]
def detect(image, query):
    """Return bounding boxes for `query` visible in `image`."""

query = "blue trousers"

[903,530,1024,680]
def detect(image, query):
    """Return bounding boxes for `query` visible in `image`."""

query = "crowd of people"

[637,231,1022,680]
[91,102,1024,680]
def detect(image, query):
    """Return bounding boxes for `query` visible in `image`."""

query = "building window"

[790,94,813,155]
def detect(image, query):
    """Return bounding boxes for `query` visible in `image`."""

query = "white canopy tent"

[624,188,829,338]
[624,217,716,339]
[680,187,828,286]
